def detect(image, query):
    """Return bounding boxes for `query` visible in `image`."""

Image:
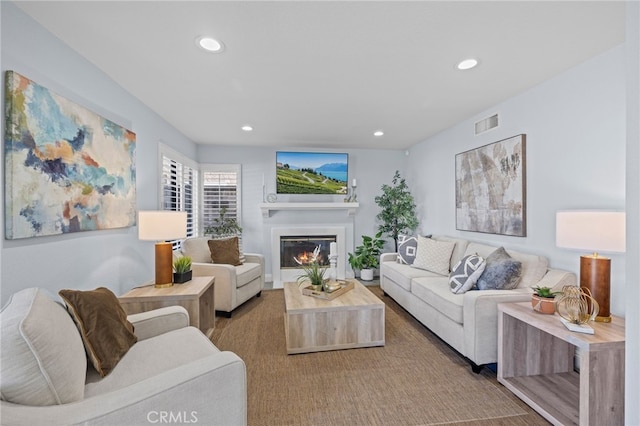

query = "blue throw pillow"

[476,247,522,290]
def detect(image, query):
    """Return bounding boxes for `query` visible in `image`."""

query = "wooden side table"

[119,276,215,338]
[498,301,625,426]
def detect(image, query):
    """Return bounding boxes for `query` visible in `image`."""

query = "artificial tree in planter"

[375,170,419,252]
[348,231,385,281]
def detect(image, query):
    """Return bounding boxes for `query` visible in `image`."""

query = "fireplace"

[280,235,335,269]
[271,226,347,286]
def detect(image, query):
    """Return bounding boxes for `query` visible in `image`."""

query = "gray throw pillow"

[476,247,522,290]
[397,234,418,264]
[449,254,486,294]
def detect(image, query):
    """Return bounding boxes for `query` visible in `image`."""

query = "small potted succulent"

[531,285,560,314]
[173,256,193,284]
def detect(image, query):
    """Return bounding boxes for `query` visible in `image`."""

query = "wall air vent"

[475,113,499,135]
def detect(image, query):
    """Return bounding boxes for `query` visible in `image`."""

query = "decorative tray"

[301,280,354,300]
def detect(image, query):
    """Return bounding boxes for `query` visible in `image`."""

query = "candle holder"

[328,253,338,281]
[348,184,357,202]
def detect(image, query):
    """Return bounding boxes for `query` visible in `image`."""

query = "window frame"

[158,145,243,242]
[158,144,200,242]
[199,163,243,237]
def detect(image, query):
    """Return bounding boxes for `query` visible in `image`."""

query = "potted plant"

[348,231,385,281]
[531,285,560,314]
[204,207,243,238]
[295,246,328,291]
[173,256,192,284]
[375,170,419,252]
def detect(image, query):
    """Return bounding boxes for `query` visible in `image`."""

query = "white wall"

[196,144,405,276]
[625,1,640,422]
[407,45,627,315]
[0,2,197,303]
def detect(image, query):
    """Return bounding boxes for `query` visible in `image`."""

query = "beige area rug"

[211,286,548,426]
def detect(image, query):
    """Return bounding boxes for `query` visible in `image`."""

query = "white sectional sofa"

[380,235,576,372]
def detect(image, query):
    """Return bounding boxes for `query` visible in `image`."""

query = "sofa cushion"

[464,242,548,289]
[397,234,419,265]
[85,326,220,397]
[208,237,243,266]
[449,254,486,294]
[412,236,456,275]
[475,247,522,290]
[381,261,440,291]
[411,277,464,325]
[235,262,263,288]
[0,288,87,406]
[59,287,138,377]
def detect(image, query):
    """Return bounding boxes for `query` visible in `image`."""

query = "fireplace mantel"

[259,202,359,218]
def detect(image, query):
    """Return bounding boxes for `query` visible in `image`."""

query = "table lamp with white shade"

[556,211,626,322]
[138,211,187,288]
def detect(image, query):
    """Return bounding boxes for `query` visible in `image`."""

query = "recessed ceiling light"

[197,36,224,53]
[241,125,253,132]
[374,130,384,137]
[457,58,478,70]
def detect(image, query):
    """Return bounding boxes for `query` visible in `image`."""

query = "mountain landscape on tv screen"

[276,155,348,194]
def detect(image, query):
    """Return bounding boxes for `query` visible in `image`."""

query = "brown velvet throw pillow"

[58,287,137,377]
[208,237,242,266]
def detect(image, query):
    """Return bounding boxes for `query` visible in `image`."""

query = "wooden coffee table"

[283,280,385,354]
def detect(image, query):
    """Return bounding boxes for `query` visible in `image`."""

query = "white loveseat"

[380,235,576,371]
[176,237,265,317]
[0,287,247,426]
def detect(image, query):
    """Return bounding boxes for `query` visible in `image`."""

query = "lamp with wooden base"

[556,211,625,323]
[138,211,187,288]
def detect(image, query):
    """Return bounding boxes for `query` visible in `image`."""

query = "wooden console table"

[498,302,625,426]
[119,276,215,338]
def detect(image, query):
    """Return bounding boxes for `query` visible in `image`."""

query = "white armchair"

[177,237,265,317]
[0,287,247,426]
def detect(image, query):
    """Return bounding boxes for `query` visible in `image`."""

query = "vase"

[311,284,323,292]
[531,295,556,314]
[360,269,374,281]
[173,270,192,284]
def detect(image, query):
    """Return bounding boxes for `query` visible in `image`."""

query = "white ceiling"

[15,1,625,150]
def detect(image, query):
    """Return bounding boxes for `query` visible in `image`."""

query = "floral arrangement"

[295,246,328,288]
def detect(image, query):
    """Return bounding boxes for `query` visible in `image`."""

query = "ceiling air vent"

[475,113,499,135]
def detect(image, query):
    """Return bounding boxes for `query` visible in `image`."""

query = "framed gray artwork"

[455,134,526,237]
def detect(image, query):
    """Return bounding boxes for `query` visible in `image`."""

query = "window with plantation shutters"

[160,146,199,246]
[201,164,242,245]
[158,146,242,247]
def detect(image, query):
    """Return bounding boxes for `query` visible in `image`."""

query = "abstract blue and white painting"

[4,71,136,239]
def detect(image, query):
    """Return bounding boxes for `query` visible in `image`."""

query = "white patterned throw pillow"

[411,236,456,275]
[449,254,486,294]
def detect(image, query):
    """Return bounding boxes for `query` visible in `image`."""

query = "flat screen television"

[276,151,348,195]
